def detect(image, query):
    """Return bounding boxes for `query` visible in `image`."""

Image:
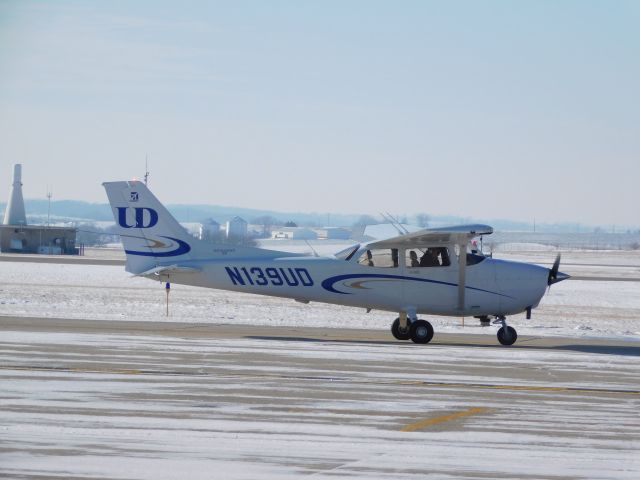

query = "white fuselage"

[101,180,555,322]
[155,251,549,318]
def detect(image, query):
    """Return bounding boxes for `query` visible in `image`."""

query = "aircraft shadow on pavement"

[549,344,640,356]
[245,335,640,356]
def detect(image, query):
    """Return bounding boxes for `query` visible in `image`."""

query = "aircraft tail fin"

[103,180,199,274]
[104,180,305,274]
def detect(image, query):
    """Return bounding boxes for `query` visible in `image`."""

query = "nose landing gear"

[494,316,518,346]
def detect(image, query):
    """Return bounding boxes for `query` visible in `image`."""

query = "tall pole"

[46,188,52,227]
[46,187,52,253]
[165,282,170,317]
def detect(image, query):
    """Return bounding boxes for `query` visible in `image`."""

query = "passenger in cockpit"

[419,248,440,267]
[409,250,420,267]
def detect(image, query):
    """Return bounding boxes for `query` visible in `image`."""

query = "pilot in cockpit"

[365,249,374,267]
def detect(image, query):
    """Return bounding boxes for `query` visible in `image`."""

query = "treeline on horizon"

[3,198,639,235]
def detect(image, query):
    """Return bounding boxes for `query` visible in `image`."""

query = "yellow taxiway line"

[401,407,490,432]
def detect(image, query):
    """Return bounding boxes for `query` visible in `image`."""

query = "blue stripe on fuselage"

[124,236,191,257]
[321,273,514,298]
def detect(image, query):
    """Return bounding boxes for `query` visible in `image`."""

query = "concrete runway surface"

[1,316,639,479]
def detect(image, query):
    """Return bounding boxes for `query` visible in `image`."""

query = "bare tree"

[415,213,430,228]
[353,214,378,227]
[252,215,280,237]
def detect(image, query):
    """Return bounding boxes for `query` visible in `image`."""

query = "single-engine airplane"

[104,180,569,346]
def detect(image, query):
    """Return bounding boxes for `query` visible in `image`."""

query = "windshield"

[334,244,360,261]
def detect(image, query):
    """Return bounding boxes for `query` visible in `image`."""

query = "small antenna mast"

[46,186,52,227]
[144,155,150,186]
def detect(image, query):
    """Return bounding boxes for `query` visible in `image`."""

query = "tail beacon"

[103,181,193,274]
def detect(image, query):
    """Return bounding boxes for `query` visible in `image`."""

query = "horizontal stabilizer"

[134,265,201,277]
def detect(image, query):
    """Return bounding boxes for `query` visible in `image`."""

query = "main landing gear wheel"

[391,317,412,340]
[497,326,518,346]
[410,319,434,344]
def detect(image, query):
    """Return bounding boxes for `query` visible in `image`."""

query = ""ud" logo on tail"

[117,207,159,229]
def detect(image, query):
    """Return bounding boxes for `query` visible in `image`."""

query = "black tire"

[409,319,434,344]
[497,326,517,346]
[391,317,412,340]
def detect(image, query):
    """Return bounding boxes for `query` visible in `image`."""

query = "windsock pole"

[165,282,170,317]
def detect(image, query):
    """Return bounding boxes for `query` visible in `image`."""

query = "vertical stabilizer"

[103,180,294,274]
[3,164,27,226]
[103,180,197,274]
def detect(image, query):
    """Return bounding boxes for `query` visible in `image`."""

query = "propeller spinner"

[548,253,570,286]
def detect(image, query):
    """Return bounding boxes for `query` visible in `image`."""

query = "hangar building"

[0,164,78,255]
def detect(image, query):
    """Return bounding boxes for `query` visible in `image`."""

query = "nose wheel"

[494,316,518,346]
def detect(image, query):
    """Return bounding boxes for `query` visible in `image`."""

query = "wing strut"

[380,212,410,235]
[457,242,466,312]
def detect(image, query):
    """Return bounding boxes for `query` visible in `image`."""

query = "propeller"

[548,253,570,286]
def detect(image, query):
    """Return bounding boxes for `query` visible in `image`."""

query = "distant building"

[247,224,269,238]
[199,218,222,241]
[1,164,77,255]
[271,227,318,240]
[226,216,248,240]
[313,227,351,240]
[0,225,77,254]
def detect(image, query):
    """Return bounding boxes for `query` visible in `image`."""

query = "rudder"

[103,180,194,274]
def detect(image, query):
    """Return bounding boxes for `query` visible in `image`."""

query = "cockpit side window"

[466,252,486,265]
[405,247,451,268]
[454,244,487,266]
[358,249,398,268]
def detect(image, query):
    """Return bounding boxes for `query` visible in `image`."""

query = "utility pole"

[46,188,52,227]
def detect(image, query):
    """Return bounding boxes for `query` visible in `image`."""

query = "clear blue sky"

[1,1,638,227]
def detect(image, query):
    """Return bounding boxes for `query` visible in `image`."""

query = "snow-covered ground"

[1,330,639,479]
[2,252,639,479]
[1,251,639,340]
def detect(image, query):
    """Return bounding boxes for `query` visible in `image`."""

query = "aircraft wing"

[361,223,422,241]
[365,224,493,249]
[134,265,201,277]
